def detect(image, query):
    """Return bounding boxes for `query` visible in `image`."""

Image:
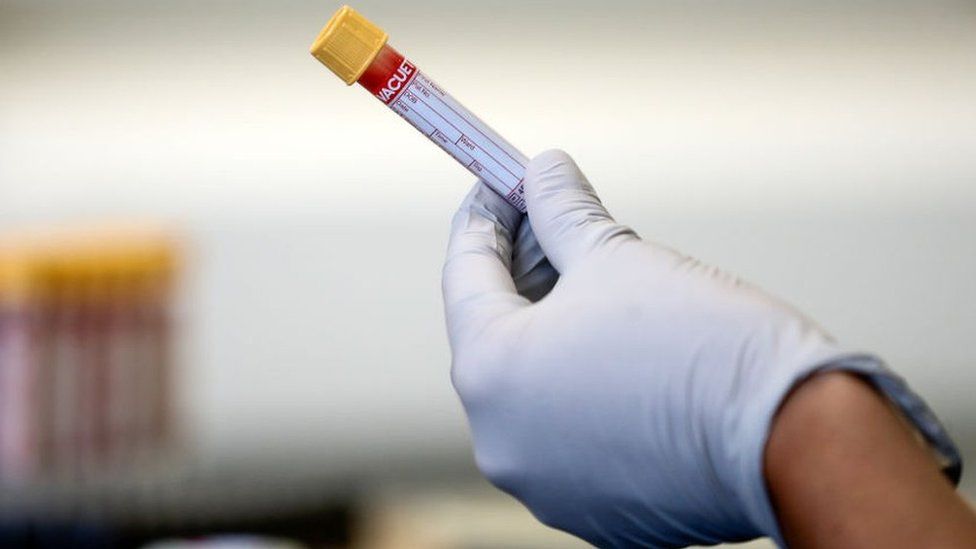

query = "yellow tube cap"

[0,253,34,301]
[310,5,388,85]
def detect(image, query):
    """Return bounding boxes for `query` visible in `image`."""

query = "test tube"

[0,250,39,483]
[310,5,528,211]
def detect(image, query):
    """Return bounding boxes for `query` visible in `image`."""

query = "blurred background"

[1,0,975,546]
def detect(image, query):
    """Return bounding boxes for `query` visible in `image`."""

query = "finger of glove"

[511,209,546,279]
[464,178,549,281]
[513,211,559,301]
[523,149,638,272]
[443,183,530,347]
[457,180,558,301]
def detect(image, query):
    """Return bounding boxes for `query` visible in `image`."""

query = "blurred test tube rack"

[0,226,179,498]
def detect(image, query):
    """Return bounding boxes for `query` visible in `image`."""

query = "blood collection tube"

[310,5,527,211]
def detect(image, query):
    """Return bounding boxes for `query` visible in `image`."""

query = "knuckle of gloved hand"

[527,504,566,531]
[450,350,507,405]
[526,150,573,189]
[441,254,463,288]
[531,148,573,173]
[583,218,636,252]
[472,443,523,496]
[449,360,476,399]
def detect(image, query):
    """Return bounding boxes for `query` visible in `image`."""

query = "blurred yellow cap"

[0,251,35,301]
[0,223,181,302]
[310,5,388,85]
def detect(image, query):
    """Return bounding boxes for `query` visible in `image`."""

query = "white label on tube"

[385,67,527,211]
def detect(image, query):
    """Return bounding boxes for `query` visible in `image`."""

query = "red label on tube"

[358,45,417,105]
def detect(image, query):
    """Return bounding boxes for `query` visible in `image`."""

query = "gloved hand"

[442,150,960,547]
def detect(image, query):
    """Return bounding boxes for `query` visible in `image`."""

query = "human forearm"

[766,371,976,548]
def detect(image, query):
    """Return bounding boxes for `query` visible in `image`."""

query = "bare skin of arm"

[765,371,976,548]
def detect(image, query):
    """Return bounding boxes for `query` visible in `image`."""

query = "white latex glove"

[442,150,960,547]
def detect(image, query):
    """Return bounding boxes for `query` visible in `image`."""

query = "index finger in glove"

[442,183,531,348]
